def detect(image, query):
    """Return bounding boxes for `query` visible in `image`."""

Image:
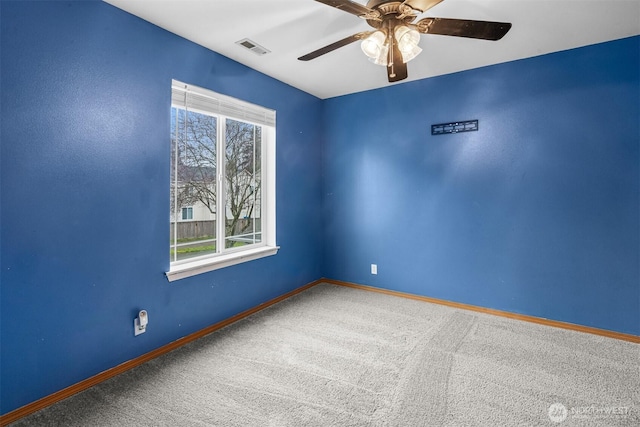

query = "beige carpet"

[11,283,640,426]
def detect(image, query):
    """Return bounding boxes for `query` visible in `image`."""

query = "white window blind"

[171,80,276,127]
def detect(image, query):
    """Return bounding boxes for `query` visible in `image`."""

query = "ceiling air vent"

[236,38,271,56]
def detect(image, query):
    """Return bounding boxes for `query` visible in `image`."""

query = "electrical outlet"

[371,264,377,275]
[134,310,148,336]
[134,317,146,336]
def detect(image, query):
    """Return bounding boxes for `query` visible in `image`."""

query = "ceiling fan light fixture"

[394,25,422,63]
[361,30,388,66]
[298,0,513,84]
[371,44,389,65]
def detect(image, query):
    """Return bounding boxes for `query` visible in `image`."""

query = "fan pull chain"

[387,20,397,78]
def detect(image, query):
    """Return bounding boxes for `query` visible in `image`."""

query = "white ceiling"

[104,0,639,99]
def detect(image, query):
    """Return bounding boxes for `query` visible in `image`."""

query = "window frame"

[166,80,278,282]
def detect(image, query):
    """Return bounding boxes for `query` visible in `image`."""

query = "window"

[181,207,193,221]
[167,80,278,281]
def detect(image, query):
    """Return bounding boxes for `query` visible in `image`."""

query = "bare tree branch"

[171,109,261,245]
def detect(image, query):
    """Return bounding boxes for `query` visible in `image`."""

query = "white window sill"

[165,246,279,282]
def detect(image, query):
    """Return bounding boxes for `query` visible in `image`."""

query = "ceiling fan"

[298,0,512,82]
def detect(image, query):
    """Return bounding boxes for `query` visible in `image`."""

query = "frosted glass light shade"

[361,31,388,66]
[394,25,422,63]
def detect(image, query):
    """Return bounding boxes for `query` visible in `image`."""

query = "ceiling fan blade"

[387,38,408,82]
[313,0,376,17]
[298,31,373,61]
[416,18,512,40]
[402,0,444,13]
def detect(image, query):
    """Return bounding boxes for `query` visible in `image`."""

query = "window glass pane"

[170,107,217,261]
[225,119,262,249]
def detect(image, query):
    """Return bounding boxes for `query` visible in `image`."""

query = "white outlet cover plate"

[134,318,146,336]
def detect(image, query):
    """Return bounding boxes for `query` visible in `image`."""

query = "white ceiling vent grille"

[236,38,271,56]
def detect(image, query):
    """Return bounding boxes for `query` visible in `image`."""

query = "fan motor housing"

[366,0,401,10]
[365,1,416,29]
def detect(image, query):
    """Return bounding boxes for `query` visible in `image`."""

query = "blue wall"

[0,1,323,414]
[323,36,639,336]
[1,0,638,418]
